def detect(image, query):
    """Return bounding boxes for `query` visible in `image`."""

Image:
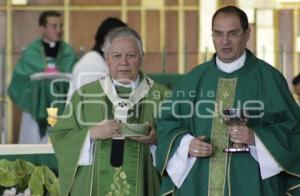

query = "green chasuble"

[156,50,300,196]
[49,75,168,196]
[8,38,77,136]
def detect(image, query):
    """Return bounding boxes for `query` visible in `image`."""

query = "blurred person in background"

[8,10,77,143]
[66,17,127,102]
[292,73,300,104]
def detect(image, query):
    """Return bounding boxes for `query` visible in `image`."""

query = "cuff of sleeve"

[248,144,258,162]
[150,144,157,167]
[254,134,283,179]
[166,134,196,188]
[78,130,94,165]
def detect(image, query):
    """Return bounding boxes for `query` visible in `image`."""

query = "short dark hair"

[292,74,300,85]
[212,6,249,32]
[92,17,127,56]
[39,11,61,27]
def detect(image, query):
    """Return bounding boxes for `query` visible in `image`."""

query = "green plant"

[0,159,59,196]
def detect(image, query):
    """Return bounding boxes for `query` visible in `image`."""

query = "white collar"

[43,39,56,48]
[112,74,140,90]
[216,52,246,73]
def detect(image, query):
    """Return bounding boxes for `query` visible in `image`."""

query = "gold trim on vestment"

[162,189,174,196]
[208,78,237,196]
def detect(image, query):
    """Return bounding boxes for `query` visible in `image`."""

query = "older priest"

[50,27,167,196]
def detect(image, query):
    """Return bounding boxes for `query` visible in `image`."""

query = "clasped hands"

[89,120,156,144]
[189,125,255,157]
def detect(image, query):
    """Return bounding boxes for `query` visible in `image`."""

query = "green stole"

[208,78,237,196]
[95,86,142,195]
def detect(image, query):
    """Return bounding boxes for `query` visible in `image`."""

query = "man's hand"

[228,125,255,145]
[90,120,122,140]
[129,124,157,144]
[189,136,212,157]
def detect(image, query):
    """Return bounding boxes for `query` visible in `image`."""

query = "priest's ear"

[39,25,47,37]
[245,27,251,42]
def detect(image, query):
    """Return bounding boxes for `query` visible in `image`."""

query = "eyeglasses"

[212,30,243,40]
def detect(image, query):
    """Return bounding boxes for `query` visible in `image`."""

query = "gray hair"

[102,27,143,58]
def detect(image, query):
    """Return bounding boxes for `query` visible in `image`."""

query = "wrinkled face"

[40,16,63,42]
[212,13,250,63]
[106,36,142,83]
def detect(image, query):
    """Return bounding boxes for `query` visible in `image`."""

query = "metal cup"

[222,108,250,153]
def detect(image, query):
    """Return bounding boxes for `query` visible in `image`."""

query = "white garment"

[78,132,94,165]
[166,134,196,188]
[112,75,140,90]
[18,111,49,144]
[216,51,246,73]
[167,52,283,188]
[66,51,108,102]
[249,134,283,179]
